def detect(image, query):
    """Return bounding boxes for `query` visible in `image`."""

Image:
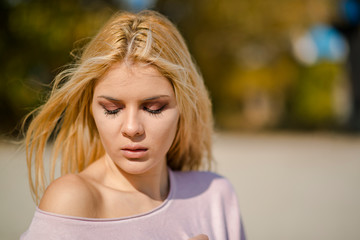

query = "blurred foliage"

[0,0,115,136]
[287,62,343,128]
[156,0,348,130]
[0,0,351,136]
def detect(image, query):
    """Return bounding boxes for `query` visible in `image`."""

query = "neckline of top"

[35,168,175,222]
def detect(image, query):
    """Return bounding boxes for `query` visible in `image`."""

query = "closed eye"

[143,104,167,115]
[104,108,121,116]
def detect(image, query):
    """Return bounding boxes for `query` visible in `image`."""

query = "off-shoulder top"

[21,170,246,240]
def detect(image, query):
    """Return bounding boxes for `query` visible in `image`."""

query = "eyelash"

[143,105,166,116]
[103,105,166,117]
[104,108,121,117]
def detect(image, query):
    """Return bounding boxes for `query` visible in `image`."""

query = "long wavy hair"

[24,10,213,203]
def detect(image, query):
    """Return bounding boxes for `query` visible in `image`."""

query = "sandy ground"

[1,132,360,240]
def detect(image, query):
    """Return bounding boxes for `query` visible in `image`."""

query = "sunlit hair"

[24,10,213,203]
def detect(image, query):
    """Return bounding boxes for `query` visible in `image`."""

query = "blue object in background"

[341,0,360,25]
[292,24,348,65]
[121,0,157,11]
[309,24,348,62]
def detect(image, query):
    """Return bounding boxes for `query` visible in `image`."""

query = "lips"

[121,145,148,159]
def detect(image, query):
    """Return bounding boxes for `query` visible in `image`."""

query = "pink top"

[21,170,246,240]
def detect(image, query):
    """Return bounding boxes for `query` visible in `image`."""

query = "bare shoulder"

[39,173,99,218]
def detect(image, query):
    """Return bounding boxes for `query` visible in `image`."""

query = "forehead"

[94,62,174,97]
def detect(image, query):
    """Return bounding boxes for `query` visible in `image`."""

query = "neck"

[103,155,169,201]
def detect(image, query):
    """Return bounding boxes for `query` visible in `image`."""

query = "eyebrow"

[97,95,170,101]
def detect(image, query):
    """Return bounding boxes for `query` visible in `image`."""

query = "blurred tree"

[333,0,360,132]
[157,0,346,130]
[286,62,343,129]
[0,0,350,136]
[0,0,115,136]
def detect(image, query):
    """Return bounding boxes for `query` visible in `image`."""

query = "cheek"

[152,111,179,151]
[167,112,180,137]
[91,104,119,147]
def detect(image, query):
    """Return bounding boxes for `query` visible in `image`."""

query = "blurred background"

[0,0,360,239]
[1,0,360,134]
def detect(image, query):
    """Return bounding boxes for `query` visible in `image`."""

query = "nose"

[121,108,144,138]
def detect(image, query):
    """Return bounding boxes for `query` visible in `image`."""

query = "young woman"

[21,10,246,240]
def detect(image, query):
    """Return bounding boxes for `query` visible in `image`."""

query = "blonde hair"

[24,10,213,203]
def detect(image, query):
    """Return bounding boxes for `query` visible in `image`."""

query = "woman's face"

[92,62,179,175]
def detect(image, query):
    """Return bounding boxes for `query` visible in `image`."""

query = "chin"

[116,158,164,176]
